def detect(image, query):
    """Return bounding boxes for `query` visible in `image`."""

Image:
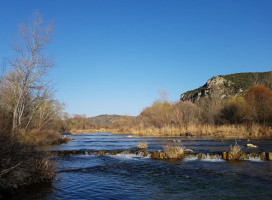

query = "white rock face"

[180,76,232,101]
[180,71,271,102]
[207,76,227,89]
[181,76,235,102]
[207,76,233,99]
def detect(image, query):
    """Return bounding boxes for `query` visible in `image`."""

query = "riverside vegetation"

[110,85,272,138]
[66,79,272,139]
[0,12,69,195]
[2,11,272,200]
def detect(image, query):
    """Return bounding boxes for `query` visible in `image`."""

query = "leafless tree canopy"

[158,88,169,102]
[0,11,58,135]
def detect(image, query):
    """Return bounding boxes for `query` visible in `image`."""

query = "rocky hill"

[88,114,122,127]
[180,71,272,102]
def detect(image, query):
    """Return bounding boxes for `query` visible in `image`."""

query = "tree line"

[62,84,272,138]
[112,85,272,138]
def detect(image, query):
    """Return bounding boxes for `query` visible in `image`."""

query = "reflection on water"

[10,133,272,200]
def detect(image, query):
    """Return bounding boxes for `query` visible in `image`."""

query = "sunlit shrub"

[218,96,247,125]
[228,141,242,160]
[137,142,148,149]
[163,145,185,159]
[19,129,71,146]
[244,85,272,125]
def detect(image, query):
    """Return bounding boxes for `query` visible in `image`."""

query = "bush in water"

[228,141,243,160]
[163,145,185,159]
[137,142,148,149]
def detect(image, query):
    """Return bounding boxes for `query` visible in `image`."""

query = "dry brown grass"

[163,145,185,159]
[18,129,71,146]
[0,132,55,194]
[70,128,108,134]
[108,123,272,139]
[137,142,148,149]
[230,142,242,155]
[228,141,243,160]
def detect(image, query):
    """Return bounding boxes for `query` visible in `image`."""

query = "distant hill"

[87,114,122,127]
[180,71,272,102]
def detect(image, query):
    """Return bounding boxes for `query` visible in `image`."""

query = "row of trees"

[60,114,121,132]
[62,114,93,131]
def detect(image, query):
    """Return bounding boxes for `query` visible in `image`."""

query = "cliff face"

[180,71,272,102]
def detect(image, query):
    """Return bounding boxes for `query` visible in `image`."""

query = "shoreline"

[70,124,272,139]
[0,132,70,196]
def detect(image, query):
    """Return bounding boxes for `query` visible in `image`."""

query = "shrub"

[163,145,185,159]
[0,132,55,194]
[139,100,174,128]
[18,129,71,146]
[228,141,242,160]
[196,98,224,125]
[218,97,247,125]
[174,101,200,128]
[137,142,148,149]
[244,85,272,125]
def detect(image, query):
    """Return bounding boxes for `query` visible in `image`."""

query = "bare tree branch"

[1,11,55,135]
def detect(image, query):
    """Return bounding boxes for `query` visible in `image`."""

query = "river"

[10,133,272,199]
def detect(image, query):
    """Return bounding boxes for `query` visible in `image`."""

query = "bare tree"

[158,88,169,102]
[36,100,64,131]
[2,11,54,135]
[196,97,224,125]
[174,101,200,129]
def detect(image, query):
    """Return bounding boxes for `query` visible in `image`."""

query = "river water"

[11,133,272,199]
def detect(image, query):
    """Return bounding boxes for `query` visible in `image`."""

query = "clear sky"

[0,0,271,117]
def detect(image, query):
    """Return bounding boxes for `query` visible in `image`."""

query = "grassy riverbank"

[0,131,70,196]
[113,124,272,138]
[70,128,109,134]
[70,124,272,139]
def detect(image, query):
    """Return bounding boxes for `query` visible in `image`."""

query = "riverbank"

[70,128,109,134]
[19,129,72,146]
[0,131,70,196]
[70,124,272,139]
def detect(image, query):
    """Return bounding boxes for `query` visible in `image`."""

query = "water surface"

[11,133,272,199]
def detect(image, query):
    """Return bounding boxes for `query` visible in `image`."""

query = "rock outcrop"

[54,150,272,161]
[180,71,272,102]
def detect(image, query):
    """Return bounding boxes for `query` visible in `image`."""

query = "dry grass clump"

[19,129,71,146]
[137,142,148,149]
[163,145,185,159]
[228,141,242,160]
[230,142,242,154]
[0,132,55,194]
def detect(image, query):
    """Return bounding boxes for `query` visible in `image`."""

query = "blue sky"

[0,0,271,117]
